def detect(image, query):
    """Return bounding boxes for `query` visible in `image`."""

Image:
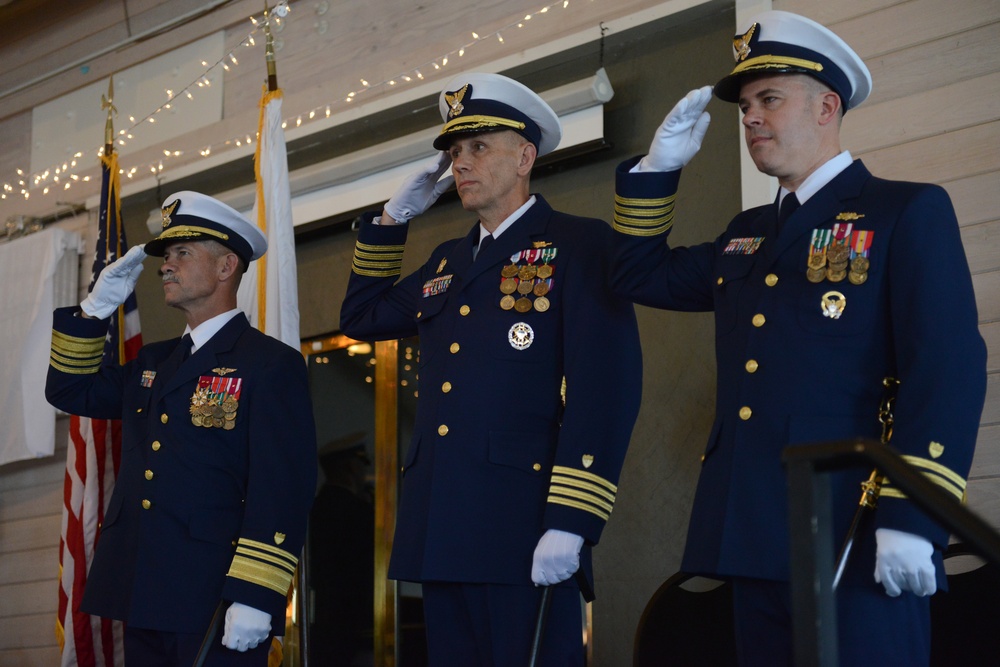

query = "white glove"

[531,528,584,586]
[80,244,147,319]
[874,528,937,597]
[221,602,272,652]
[636,86,713,173]
[383,152,455,223]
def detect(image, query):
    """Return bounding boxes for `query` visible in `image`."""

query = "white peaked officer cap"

[145,191,268,265]
[714,10,872,112]
[434,72,562,157]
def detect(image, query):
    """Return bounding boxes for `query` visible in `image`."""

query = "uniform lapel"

[457,196,553,287]
[157,314,250,399]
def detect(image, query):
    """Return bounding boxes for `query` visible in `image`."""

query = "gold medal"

[807,254,826,270]
[225,411,237,421]
[806,268,826,283]
[534,296,550,312]
[850,256,870,272]
[501,263,519,278]
[533,282,549,297]
[826,268,847,283]
[223,399,237,413]
[517,279,534,295]
[500,278,518,295]
[212,405,225,418]
[192,414,203,426]
[200,404,214,417]
[500,295,516,310]
[826,244,849,263]
[515,297,532,313]
[223,420,236,430]
[848,270,868,285]
[212,417,224,428]
[202,417,213,428]
[536,264,553,279]
[518,265,537,281]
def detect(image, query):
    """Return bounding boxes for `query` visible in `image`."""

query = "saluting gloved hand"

[531,528,585,586]
[221,602,272,652]
[874,528,937,597]
[382,152,455,224]
[80,244,147,319]
[636,85,713,173]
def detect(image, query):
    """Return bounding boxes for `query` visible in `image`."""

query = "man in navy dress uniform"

[46,192,317,666]
[340,73,642,665]
[610,10,987,666]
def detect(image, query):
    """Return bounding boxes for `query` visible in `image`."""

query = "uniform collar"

[780,150,852,207]
[184,308,242,353]
[478,195,537,245]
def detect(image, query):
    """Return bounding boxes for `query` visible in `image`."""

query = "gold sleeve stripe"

[50,350,102,367]
[615,194,676,207]
[547,495,611,521]
[613,219,673,237]
[550,475,617,504]
[235,546,296,575]
[880,474,964,502]
[549,486,614,514]
[227,555,294,595]
[354,249,404,261]
[236,538,299,567]
[352,257,403,270]
[355,241,406,253]
[49,359,101,375]
[352,265,403,278]
[900,455,967,489]
[52,330,106,353]
[551,466,618,493]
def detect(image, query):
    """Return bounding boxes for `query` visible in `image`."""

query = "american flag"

[56,151,140,667]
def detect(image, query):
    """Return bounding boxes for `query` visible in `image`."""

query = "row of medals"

[807,243,870,285]
[190,390,238,429]
[499,261,553,312]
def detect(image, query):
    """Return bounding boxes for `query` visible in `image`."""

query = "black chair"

[633,571,738,666]
[930,542,1000,666]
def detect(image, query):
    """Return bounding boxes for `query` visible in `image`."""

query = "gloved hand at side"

[874,527,937,597]
[221,601,272,652]
[531,528,585,586]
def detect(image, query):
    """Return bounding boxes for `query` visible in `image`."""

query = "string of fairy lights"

[1,0,582,210]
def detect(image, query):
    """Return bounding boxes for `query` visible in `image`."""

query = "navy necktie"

[778,192,800,231]
[180,333,193,361]
[475,234,493,261]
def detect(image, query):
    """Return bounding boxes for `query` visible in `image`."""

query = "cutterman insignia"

[532,241,552,248]
[929,441,944,459]
[835,212,866,221]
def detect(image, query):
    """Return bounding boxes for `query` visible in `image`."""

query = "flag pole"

[264,3,278,92]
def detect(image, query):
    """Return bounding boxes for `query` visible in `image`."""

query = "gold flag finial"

[101,76,117,150]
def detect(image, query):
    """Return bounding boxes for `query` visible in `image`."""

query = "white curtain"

[0,227,82,466]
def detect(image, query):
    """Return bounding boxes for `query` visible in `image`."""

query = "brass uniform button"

[137,407,143,413]
[160,413,169,424]
[532,463,542,472]
[144,470,154,480]
[460,305,471,316]
[450,343,460,354]
[151,441,161,451]
[141,499,152,510]
[752,314,766,327]
[700,454,706,462]
[739,407,752,421]
[416,311,422,319]
[716,276,724,285]
[442,382,452,393]
[765,274,778,286]
[745,359,759,373]
[438,424,449,436]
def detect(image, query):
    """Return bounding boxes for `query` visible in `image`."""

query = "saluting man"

[46,192,317,666]
[610,10,988,666]
[340,73,643,665]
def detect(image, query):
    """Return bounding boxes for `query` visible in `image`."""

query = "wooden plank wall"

[780,0,1000,526]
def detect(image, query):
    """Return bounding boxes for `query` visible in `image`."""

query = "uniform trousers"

[422,582,584,667]
[124,625,271,667]
[731,577,930,667]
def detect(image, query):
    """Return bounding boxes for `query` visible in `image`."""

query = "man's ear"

[818,90,843,126]
[518,141,538,175]
[218,252,241,281]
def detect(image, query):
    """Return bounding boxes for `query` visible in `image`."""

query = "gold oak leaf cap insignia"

[582,454,594,469]
[929,441,944,459]
[445,83,470,119]
[733,23,757,61]
[274,532,286,545]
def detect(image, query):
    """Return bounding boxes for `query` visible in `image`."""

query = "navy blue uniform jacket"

[46,309,317,633]
[611,158,986,586]
[341,195,642,587]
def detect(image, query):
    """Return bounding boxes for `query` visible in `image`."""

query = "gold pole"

[374,340,399,666]
[101,76,116,154]
[263,3,278,92]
